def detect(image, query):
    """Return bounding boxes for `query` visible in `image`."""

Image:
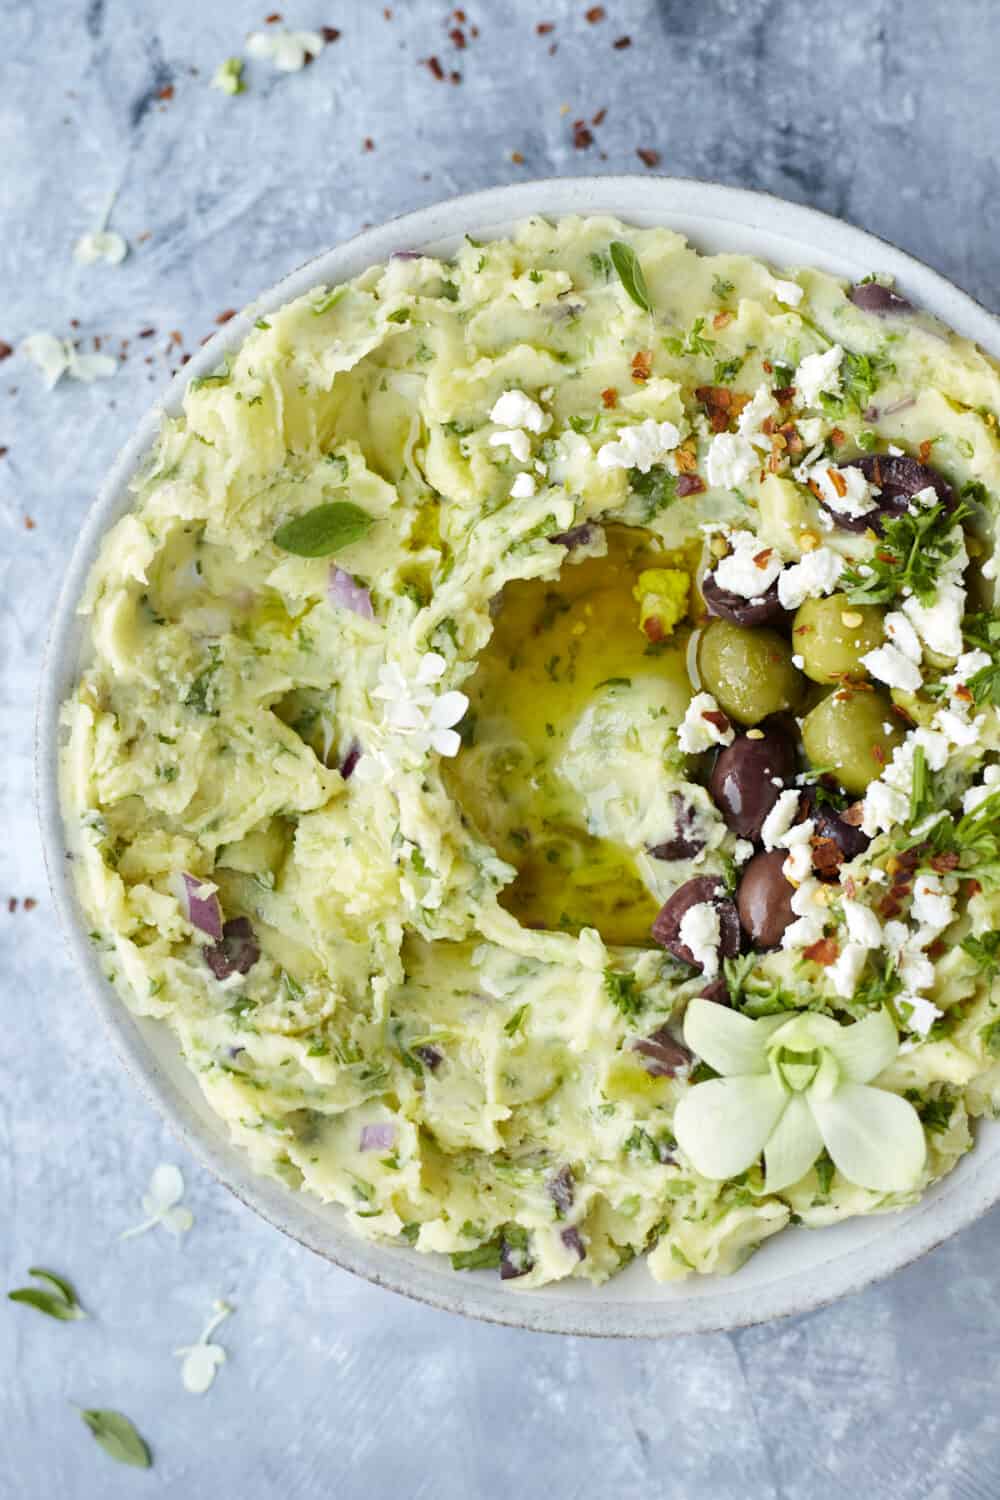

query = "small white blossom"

[120,1164,194,1240]
[246,27,325,71]
[360,653,468,779]
[20,333,117,389]
[74,230,128,266]
[174,1300,232,1394]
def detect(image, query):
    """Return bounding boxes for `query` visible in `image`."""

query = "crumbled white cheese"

[792,653,805,669]
[796,417,826,447]
[677,693,734,754]
[706,431,758,490]
[20,332,117,388]
[596,419,681,474]
[900,948,936,993]
[805,462,878,519]
[860,643,923,693]
[828,942,868,999]
[74,230,128,266]
[736,385,779,451]
[770,277,804,306]
[899,994,942,1037]
[842,900,882,950]
[911,874,954,933]
[902,580,965,659]
[781,876,825,951]
[795,344,844,407]
[782,820,815,885]
[946,649,991,690]
[712,529,784,598]
[777,547,844,610]
[733,839,754,865]
[861,777,908,838]
[933,708,981,746]
[490,389,548,433]
[489,428,531,463]
[963,764,1000,814]
[761,789,801,850]
[510,471,537,499]
[678,902,722,980]
[884,611,923,663]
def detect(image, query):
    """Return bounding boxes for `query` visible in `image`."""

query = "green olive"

[801,687,905,795]
[792,594,885,685]
[697,619,805,727]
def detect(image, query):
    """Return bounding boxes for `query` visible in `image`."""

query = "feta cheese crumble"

[760,788,801,850]
[596,418,681,473]
[777,547,845,610]
[795,345,844,407]
[884,611,923,663]
[860,643,923,693]
[490,389,549,433]
[706,432,757,491]
[677,693,735,754]
[805,462,878,520]
[678,901,722,981]
[489,428,532,463]
[736,385,779,451]
[510,471,537,499]
[712,530,784,599]
[246,27,325,71]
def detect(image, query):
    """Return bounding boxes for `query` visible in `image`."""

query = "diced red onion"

[340,739,362,780]
[178,872,223,940]
[548,523,594,549]
[414,1043,443,1071]
[391,250,421,261]
[676,474,706,497]
[328,567,374,619]
[204,917,260,980]
[500,1234,533,1281]
[630,1025,692,1078]
[360,1122,397,1152]
[547,1165,575,1218]
[560,1226,585,1261]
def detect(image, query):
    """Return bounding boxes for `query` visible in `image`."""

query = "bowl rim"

[36,173,1000,1339]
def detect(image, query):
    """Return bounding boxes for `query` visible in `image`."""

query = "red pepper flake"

[702,708,731,734]
[636,147,660,168]
[918,438,933,465]
[601,386,618,408]
[585,4,606,20]
[384,6,393,16]
[536,20,554,33]
[180,353,192,365]
[424,55,445,80]
[572,120,594,149]
[966,879,982,898]
[321,26,341,42]
[0,447,8,459]
[138,327,156,339]
[872,743,886,766]
[7,898,15,913]
[773,385,796,403]
[157,84,174,101]
[24,515,35,530]
[930,851,961,873]
[510,150,525,164]
[265,12,282,21]
[0,341,12,362]
[613,34,631,48]
[449,27,466,47]
[363,137,375,151]
[630,349,652,382]
[450,70,462,83]
[753,547,774,568]
[24,897,36,911]
[170,330,183,346]
[804,937,839,966]
[829,426,845,446]
[676,473,706,497]
[591,107,607,126]
[827,467,848,498]
[215,309,237,325]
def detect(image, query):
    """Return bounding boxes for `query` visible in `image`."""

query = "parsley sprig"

[841,499,969,609]
[819,349,894,417]
[963,612,1000,708]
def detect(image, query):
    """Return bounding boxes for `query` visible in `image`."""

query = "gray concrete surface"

[2,1,999,1495]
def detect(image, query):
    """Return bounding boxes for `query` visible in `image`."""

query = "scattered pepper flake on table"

[572,119,594,149]
[613,34,631,48]
[637,147,661,168]
[0,342,13,361]
[585,4,606,21]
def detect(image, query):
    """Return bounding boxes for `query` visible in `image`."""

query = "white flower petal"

[416,651,447,685]
[430,727,461,757]
[430,690,468,730]
[20,333,70,388]
[149,1163,185,1210]
[674,1074,788,1181]
[69,351,117,382]
[682,997,781,1077]
[162,1205,194,1236]
[763,1093,824,1193]
[808,1081,926,1192]
[74,230,128,266]
[180,1343,225,1394]
[820,1006,899,1084]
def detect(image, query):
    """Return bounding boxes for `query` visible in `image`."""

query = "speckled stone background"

[3,1,1000,1494]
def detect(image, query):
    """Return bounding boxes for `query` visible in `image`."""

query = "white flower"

[246,27,325,71]
[74,230,128,266]
[120,1164,194,1239]
[20,333,117,388]
[174,1300,232,1394]
[362,652,469,777]
[675,1001,926,1194]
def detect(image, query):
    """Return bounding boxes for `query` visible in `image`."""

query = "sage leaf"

[273,501,373,558]
[8,1267,85,1321]
[609,241,653,314]
[80,1409,152,1469]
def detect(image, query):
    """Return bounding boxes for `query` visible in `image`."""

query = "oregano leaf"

[609,241,653,314]
[79,1409,152,1469]
[273,502,373,558]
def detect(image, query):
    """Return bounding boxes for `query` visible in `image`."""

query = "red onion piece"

[360,1122,397,1152]
[390,250,421,260]
[413,1043,443,1071]
[547,1165,575,1218]
[676,473,706,497]
[204,917,260,980]
[560,1226,586,1261]
[328,567,374,619]
[179,872,223,940]
[548,523,595,549]
[340,739,362,780]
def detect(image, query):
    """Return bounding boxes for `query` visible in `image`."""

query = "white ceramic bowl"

[37,177,1000,1337]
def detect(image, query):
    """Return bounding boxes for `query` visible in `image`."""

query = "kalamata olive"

[651,876,740,967]
[709,727,798,840]
[829,453,956,534]
[204,917,260,979]
[701,571,785,628]
[698,619,806,726]
[737,850,796,949]
[801,687,905,795]
[800,788,871,875]
[699,976,731,1005]
[647,794,706,860]
[849,282,913,316]
[629,1024,693,1077]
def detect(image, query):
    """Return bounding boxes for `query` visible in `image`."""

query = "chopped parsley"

[711,274,735,301]
[963,931,1000,981]
[819,348,894,417]
[603,968,642,1017]
[663,317,714,358]
[628,463,677,521]
[841,498,969,609]
[503,1003,530,1038]
[963,611,1000,708]
[712,355,744,385]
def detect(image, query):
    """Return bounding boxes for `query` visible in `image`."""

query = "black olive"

[737,850,796,949]
[630,1025,693,1077]
[651,876,741,968]
[709,727,798,841]
[849,282,914,316]
[701,570,785,627]
[800,787,871,877]
[647,794,707,861]
[826,453,956,534]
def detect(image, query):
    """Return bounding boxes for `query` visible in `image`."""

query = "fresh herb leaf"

[79,1410,151,1469]
[588,249,612,281]
[609,241,653,313]
[819,348,894,417]
[386,308,411,323]
[909,744,931,823]
[841,499,970,609]
[9,1267,85,1321]
[451,1238,502,1271]
[273,501,373,557]
[712,275,735,301]
[503,1003,530,1037]
[568,413,599,434]
[439,280,459,302]
[603,969,642,1016]
[979,1019,1000,1057]
[713,355,744,385]
[963,931,1000,981]
[312,286,346,315]
[628,463,677,521]
[917,1092,955,1134]
[254,318,271,330]
[189,359,231,391]
[963,612,1000,708]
